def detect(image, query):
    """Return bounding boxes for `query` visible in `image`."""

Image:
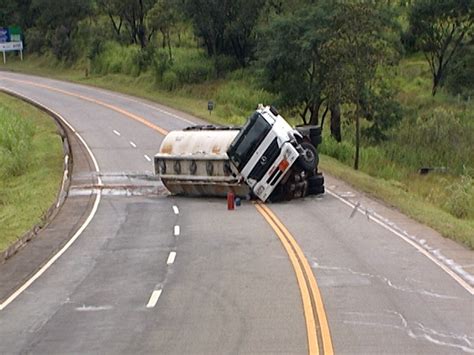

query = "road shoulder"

[0,111,97,303]
[324,173,474,291]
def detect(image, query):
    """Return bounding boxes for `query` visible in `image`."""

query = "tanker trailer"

[154,105,324,202]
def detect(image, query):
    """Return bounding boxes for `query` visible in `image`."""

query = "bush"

[215,80,274,116]
[445,44,474,99]
[388,107,473,174]
[443,168,474,219]
[151,49,172,81]
[24,27,47,54]
[214,55,240,76]
[162,70,178,91]
[359,145,405,181]
[152,48,214,87]
[51,26,75,60]
[91,42,145,76]
[319,137,354,166]
[0,107,34,177]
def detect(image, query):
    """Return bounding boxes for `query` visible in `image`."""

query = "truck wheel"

[297,142,318,172]
[308,174,324,188]
[308,174,324,195]
[308,185,325,195]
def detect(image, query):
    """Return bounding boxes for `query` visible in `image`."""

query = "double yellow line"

[4,76,333,354]
[256,203,333,355]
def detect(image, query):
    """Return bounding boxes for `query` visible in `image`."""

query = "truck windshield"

[227,112,271,171]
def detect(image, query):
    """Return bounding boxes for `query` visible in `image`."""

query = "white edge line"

[144,154,151,162]
[129,141,137,148]
[326,188,474,295]
[56,169,68,208]
[174,225,180,236]
[146,289,163,308]
[167,251,177,265]
[173,205,179,215]
[0,91,102,310]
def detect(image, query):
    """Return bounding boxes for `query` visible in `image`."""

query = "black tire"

[308,174,324,188]
[308,184,325,195]
[297,142,318,172]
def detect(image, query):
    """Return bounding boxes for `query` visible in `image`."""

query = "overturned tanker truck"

[154,105,324,202]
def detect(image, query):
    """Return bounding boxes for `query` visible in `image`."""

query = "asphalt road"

[0,71,472,354]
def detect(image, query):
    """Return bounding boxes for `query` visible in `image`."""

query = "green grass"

[2,52,473,249]
[0,92,63,252]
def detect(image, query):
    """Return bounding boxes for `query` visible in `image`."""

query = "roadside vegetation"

[0,93,63,252]
[1,0,473,248]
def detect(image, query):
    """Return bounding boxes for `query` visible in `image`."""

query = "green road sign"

[9,27,21,42]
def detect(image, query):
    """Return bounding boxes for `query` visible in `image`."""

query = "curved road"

[0,72,472,354]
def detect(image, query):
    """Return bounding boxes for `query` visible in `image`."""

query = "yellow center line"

[256,203,334,355]
[255,203,319,354]
[1,77,170,136]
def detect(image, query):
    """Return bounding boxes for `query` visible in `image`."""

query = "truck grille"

[248,138,280,181]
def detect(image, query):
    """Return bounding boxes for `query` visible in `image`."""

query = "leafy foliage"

[181,0,266,67]
[409,0,474,95]
[257,2,335,125]
[97,0,156,48]
[445,41,474,98]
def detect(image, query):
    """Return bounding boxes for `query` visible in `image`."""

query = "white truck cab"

[227,105,301,201]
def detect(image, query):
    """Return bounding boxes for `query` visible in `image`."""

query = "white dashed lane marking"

[113,129,121,136]
[129,141,137,148]
[167,252,177,265]
[173,205,179,215]
[146,289,162,308]
[144,154,151,162]
[174,225,180,237]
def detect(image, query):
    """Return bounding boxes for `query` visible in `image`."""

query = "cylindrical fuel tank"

[154,128,250,197]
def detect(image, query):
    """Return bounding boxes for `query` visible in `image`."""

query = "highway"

[0,71,472,354]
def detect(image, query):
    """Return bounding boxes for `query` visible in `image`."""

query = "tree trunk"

[138,25,146,48]
[309,100,322,125]
[354,114,360,170]
[320,105,329,128]
[161,29,166,48]
[330,104,342,142]
[109,14,122,38]
[432,72,441,96]
[167,32,173,62]
[300,105,309,125]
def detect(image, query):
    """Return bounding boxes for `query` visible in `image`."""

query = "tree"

[98,0,157,48]
[147,0,178,60]
[409,0,473,96]
[29,0,92,59]
[257,3,336,126]
[97,0,124,39]
[0,0,35,29]
[258,1,399,151]
[328,2,400,169]
[181,0,266,67]
[360,82,403,143]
